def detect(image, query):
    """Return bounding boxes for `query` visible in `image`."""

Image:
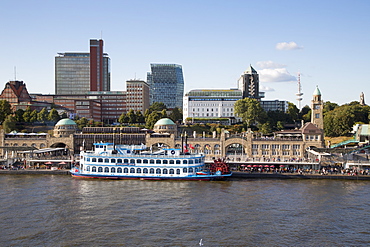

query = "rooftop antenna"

[296,72,303,109]
[14,66,17,81]
[100,30,103,40]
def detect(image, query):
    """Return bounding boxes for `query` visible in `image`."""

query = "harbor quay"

[1,167,370,180]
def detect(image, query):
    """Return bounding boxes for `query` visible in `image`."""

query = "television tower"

[296,72,303,109]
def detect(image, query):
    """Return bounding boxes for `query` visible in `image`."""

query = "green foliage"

[145,111,161,129]
[160,109,167,119]
[23,107,32,123]
[14,109,25,122]
[258,122,272,135]
[149,102,167,112]
[118,113,129,124]
[48,108,61,122]
[169,107,183,123]
[135,110,145,123]
[0,100,12,123]
[37,108,48,123]
[324,102,370,137]
[234,98,266,127]
[75,117,89,129]
[126,109,137,124]
[3,115,16,133]
[287,102,299,122]
[30,110,38,123]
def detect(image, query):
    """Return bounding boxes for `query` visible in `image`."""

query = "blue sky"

[1,0,369,108]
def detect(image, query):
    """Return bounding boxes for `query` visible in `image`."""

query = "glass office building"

[147,64,184,109]
[55,39,110,95]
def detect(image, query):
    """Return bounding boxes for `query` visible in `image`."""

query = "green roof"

[55,118,77,126]
[155,118,175,126]
[313,86,321,96]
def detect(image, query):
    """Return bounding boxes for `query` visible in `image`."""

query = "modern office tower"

[147,64,184,109]
[183,89,243,123]
[311,86,324,130]
[126,79,150,113]
[238,65,261,99]
[55,39,110,95]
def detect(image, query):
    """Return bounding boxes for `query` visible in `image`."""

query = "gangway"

[330,139,358,148]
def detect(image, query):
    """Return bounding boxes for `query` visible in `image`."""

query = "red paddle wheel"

[209,158,231,175]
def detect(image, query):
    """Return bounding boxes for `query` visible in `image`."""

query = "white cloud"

[275,41,303,50]
[256,61,286,69]
[259,68,297,83]
[260,85,275,92]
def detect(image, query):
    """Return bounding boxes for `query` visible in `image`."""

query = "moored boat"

[70,143,231,180]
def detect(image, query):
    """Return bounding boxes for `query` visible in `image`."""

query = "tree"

[258,122,272,135]
[23,107,32,123]
[287,102,299,123]
[169,107,183,123]
[300,105,311,123]
[149,102,167,113]
[118,113,129,124]
[75,117,88,129]
[0,100,12,123]
[37,108,48,123]
[160,109,167,119]
[145,111,161,129]
[135,110,145,123]
[126,109,137,124]
[30,110,38,123]
[234,98,266,127]
[14,109,25,122]
[3,115,16,133]
[323,101,339,113]
[48,108,60,122]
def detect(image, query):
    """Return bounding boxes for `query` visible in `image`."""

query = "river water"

[0,175,369,247]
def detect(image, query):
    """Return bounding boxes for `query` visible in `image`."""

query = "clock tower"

[311,86,324,130]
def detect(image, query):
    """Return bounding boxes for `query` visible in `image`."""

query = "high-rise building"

[238,65,262,99]
[147,64,184,109]
[126,79,150,113]
[55,39,110,95]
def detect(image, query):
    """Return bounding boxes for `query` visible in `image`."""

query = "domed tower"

[153,118,177,135]
[311,86,324,130]
[54,118,78,137]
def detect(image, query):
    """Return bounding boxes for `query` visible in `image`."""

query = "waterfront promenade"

[1,168,370,180]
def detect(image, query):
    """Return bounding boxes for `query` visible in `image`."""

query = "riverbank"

[232,171,370,180]
[1,169,370,180]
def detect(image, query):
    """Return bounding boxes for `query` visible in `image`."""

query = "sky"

[1,0,370,108]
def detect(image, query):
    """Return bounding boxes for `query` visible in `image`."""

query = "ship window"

[124,168,128,173]
[98,158,103,163]
[130,168,135,173]
[104,167,109,173]
[156,168,161,174]
[163,169,168,174]
[169,160,174,164]
[189,167,193,173]
[176,169,180,174]
[137,159,142,164]
[195,168,199,172]
[117,168,122,173]
[143,168,148,174]
[111,167,115,173]
[86,166,90,171]
[176,160,181,164]
[150,168,155,174]
[130,159,135,164]
[86,158,90,162]
[156,160,161,164]
[111,159,116,163]
[163,160,168,164]
[92,158,96,162]
[150,160,155,164]
[169,169,174,174]
[183,168,187,173]
[98,167,103,172]
[189,160,194,164]
[183,160,188,164]
[104,158,109,163]
[124,159,129,163]
[92,166,96,172]
[143,159,148,164]
[117,159,122,163]
[137,168,141,173]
